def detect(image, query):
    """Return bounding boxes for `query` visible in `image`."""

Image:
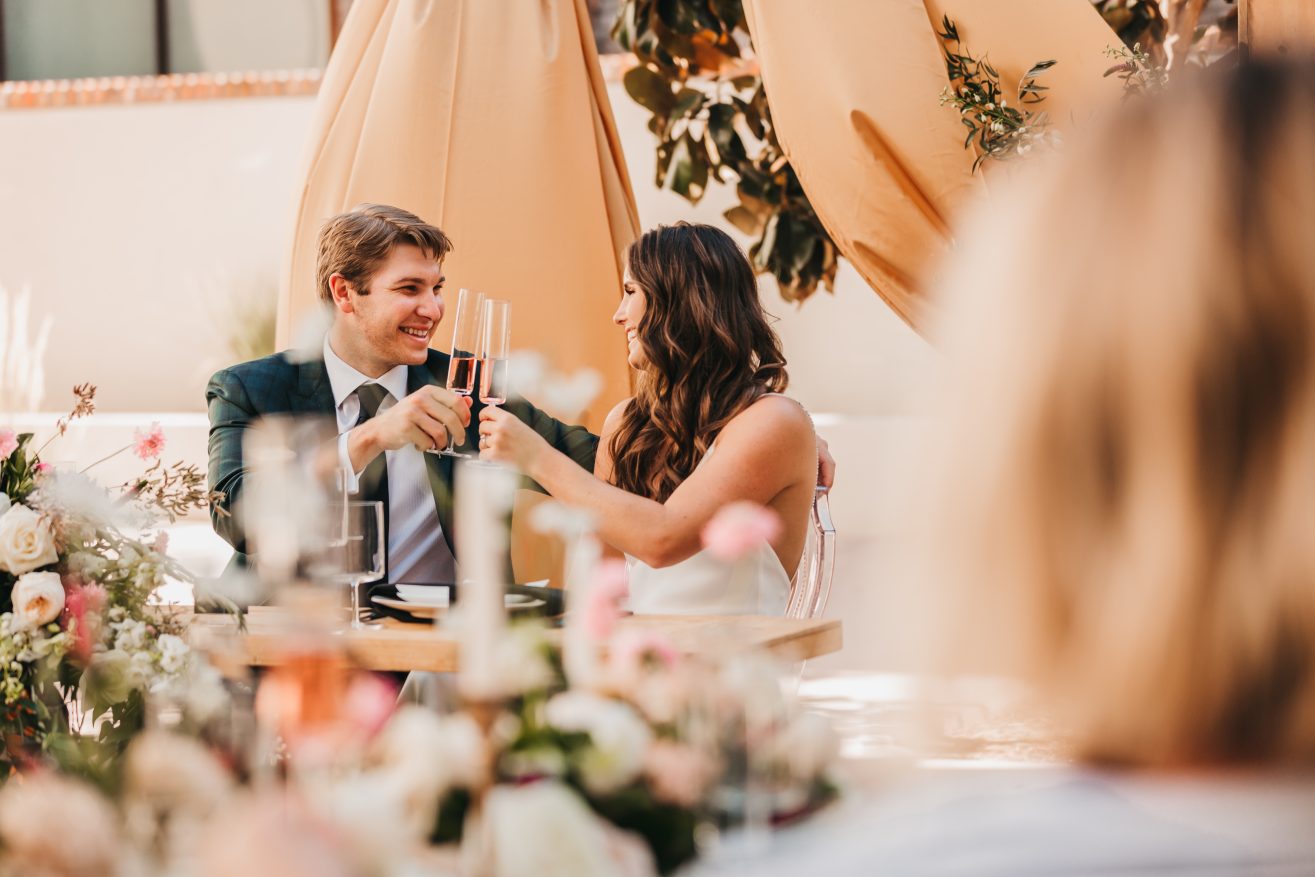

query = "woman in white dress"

[478,222,817,614]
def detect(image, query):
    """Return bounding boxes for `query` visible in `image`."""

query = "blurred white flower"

[773,712,840,782]
[492,624,556,697]
[124,729,234,820]
[538,369,603,422]
[35,468,147,531]
[11,571,64,627]
[483,781,656,877]
[0,503,58,575]
[156,633,189,675]
[369,707,488,804]
[508,350,604,421]
[529,499,597,539]
[0,772,120,877]
[287,303,335,364]
[545,692,651,795]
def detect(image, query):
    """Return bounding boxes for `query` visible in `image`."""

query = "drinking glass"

[479,299,512,407]
[433,287,485,457]
[326,500,385,630]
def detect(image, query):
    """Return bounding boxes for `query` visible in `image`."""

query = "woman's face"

[614,270,649,369]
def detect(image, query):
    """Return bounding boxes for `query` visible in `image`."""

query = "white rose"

[0,504,58,576]
[483,782,656,877]
[544,692,651,795]
[11,571,65,628]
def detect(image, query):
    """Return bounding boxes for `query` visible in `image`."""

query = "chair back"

[786,487,836,619]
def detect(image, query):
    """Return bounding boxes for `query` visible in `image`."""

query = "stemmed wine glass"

[480,299,512,407]
[327,500,385,631]
[433,287,485,457]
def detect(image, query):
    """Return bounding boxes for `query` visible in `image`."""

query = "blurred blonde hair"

[922,59,1315,767]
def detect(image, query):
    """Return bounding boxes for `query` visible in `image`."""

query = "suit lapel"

[292,357,336,414]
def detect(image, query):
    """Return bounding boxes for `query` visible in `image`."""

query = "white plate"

[372,593,546,619]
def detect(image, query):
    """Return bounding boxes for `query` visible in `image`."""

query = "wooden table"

[190,606,842,672]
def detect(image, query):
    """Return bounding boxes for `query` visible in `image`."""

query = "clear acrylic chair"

[786,487,836,619]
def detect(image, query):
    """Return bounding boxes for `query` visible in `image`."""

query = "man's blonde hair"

[315,203,453,304]
[921,60,1315,767]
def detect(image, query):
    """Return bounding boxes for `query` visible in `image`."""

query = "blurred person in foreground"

[696,57,1315,875]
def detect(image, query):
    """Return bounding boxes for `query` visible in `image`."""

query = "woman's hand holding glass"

[477,405,551,472]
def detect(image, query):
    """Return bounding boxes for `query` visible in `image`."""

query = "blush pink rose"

[608,630,679,676]
[0,430,17,462]
[701,501,783,562]
[583,559,629,642]
[343,672,398,740]
[132,423,166,460]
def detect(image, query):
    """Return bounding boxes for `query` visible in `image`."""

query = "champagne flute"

[327,500,385,631]
[433,287,485,457]
[479,299,512,407]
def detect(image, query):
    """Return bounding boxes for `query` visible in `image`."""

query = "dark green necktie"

[354,383,390,578]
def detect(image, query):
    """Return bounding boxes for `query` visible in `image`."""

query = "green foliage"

[613,0,838,303]
[1103,42,1170,99]
[937,16,1057,173]
[0,433,38,508]
[591,783,699,874]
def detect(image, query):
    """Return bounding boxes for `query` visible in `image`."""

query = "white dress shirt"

[324,337,457,584]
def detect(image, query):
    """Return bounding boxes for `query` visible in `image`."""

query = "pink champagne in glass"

[479,299,511,407]
[435,287,485,456]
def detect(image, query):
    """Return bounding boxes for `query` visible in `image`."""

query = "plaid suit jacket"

[206,348,598,575]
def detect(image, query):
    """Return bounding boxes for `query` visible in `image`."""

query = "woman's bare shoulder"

[722,394,816,446]
[601,397,634,436]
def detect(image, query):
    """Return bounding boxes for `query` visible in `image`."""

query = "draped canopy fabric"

[278,0,639,427]
[743,0,1124,331]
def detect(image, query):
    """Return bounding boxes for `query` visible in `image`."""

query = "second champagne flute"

[479,299,511,407]
[434,287,484,457]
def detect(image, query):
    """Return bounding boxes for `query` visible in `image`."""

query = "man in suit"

[207,203,596,592]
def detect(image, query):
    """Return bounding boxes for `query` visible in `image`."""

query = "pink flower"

[701,501,783,562]
[343,672,397,740]
[608,629,679,676]
[34,462,50,474]
[151,532,169,555]
[60,580,107,663]
[583,559,628,642]
[644,740,714,807]
[132,422,165,460]
[0,430,17,462]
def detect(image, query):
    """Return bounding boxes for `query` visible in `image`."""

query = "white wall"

[0,95,314,413]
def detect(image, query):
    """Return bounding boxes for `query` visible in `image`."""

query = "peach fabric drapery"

[278,0,640,428]
[743,0,1123,331]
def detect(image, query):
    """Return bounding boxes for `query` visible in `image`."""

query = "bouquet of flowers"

[0,385,229,775]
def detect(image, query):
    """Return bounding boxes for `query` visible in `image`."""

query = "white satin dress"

[624,426,794,616]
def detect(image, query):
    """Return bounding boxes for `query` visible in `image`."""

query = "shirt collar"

[322,335,410,409]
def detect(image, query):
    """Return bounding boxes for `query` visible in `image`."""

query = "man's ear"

[328,273,356,315]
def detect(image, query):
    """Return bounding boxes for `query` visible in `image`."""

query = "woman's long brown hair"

[609,223,787,502]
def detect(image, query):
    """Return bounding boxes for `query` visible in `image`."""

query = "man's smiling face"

[333,243,446,375]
